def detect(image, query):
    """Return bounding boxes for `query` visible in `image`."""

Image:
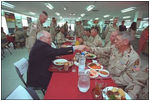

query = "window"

[22,19,28,26]
[2,16,9,34]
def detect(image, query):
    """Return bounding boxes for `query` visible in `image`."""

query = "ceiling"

[1,1,149,22]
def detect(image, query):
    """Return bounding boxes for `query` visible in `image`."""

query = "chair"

[14,58,45,95]
[1,38,12,55]
[14,33,25,49]
[6,85,40,100]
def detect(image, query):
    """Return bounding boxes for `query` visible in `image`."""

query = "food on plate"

[99,70,108,75]
[87,53,95,57]
[112,87,118,93]
[55,62,64,65]
[106,87,126,100]
[89,63,101,69]
[61,45,67,47]
[89,69,98,76]
[118,88,125,97]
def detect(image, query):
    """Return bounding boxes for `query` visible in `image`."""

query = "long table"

[44,41,117,100]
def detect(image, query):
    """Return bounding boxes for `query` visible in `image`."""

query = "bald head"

[37,30,52,45]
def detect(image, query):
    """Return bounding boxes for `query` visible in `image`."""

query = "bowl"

[99,69,109,78]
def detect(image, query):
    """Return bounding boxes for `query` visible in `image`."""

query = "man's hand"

[82,45,91,52]
[73,45,91,52]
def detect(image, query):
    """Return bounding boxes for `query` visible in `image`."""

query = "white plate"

[102,86,131,100]
[85,54,96,59]
[85,69,98,78]
[87,63,103,70]
[53,59,68,66]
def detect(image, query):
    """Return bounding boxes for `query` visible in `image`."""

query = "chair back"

[6,85,40,100]
[14,58,28,87]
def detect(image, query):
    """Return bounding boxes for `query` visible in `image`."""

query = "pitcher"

[78,72,90,93]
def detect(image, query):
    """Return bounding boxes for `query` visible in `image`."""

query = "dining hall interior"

[1,1,149,100]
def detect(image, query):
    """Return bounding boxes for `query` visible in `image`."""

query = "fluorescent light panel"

[64,7,67,10]
[121,7,136,13]
[29,12,35,15]
[95,18,99,20]
[123,16,131,19]
[81,13,85,17]
[78,17,81,19]
[45,3,53,10]
[125,20,131,22]
[110,19,113,21]
[55,12,60,16]
[104,14,110,18]
[2,1,14,8]
[86,5,95,11]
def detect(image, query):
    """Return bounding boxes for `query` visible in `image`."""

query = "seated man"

[82,28,93,43]
[97,30,119,67]
[82,31,141,88]
[125,65,149,100]
[78,27,102,47]
[55,26,66,48]
[27,30,83,90]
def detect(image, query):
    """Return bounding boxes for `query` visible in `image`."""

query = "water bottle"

[78,52,86,76]
[78,72,90,93]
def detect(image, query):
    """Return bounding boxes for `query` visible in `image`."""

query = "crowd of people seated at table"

[2,10,148,99]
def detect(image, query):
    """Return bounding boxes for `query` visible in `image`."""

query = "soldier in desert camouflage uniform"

[83,28,93,43]
[97,30,119,67]
[82,31,141,88]
[26,11,48,53]
[74,21,78,36]
[125,65,149,100]
[55,26,66,48]
[79,28,102,47]
[104,17,119,45]
[77,21,84,37]
[50,17,57,42]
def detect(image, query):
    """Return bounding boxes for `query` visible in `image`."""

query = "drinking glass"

[71,60,76,72]
[94,77,104,98]
[78,72,90,93]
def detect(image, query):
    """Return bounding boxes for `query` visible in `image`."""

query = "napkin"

[92,60,97,63]
[74,61,79,66]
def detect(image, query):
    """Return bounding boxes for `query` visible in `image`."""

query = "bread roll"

[112,87,118,93]
[118,88,125,97]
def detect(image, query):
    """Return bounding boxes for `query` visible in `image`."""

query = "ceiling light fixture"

[110,18,113,21]
[2,1,14,8]
[95,18,99,20]
[104,14,110,18]
[60,16,62,19]
[123,16,131,19]
[86,5,95,11]
[29,12,35,15]
[81,13,85,17]
[143,18,149,20]
[125,20,131,22]
[90,19,93,21]
[45,3,53,10]
[55,12,60,16]
[64,7,67,10]
[78,17,81,19]
[70,13,75,15]
[121,7,136,13]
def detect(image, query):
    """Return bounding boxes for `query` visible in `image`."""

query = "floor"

[1,39,149,99]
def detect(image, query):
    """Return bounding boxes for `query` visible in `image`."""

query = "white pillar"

[134,11,143,28]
